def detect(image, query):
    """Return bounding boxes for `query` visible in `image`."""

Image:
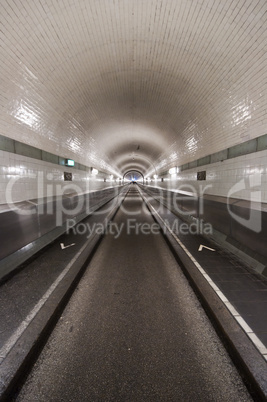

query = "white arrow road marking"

[0,238,90,361]
[198,244,215,252]
[60,242,75,250]
[138,193,267,360]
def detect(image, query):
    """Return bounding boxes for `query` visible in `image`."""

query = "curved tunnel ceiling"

[124,170,144,183]
[1,0,266,177]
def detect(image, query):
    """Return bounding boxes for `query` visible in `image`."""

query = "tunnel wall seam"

[1,132,267,179]
[157,133,267,175]
[148,147,267,202]
[0,134,106,174]
[0,148,121,205]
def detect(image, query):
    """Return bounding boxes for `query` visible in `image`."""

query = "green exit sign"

[65,159,75,167]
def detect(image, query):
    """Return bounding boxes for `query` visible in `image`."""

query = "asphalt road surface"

[16,188,252,401]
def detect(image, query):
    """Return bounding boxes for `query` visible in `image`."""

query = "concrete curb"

[0,190,128,401]
[143,195,267,401]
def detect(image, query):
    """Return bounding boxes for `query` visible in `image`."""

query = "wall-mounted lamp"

[91,168,98,175]
[169,167,177,174]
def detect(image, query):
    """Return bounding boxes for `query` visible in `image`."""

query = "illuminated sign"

[66,159,75,167]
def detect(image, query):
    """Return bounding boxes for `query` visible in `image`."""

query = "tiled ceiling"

[1,0,266,176]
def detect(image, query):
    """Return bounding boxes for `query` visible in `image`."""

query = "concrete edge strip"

[141,186,267,279]
[0,187,128,283]
[0,188,129,399]
[137,188,267,358]
[0,189,128,360]
[147,199,267,361]
[0,239,93,361]
[137,188,267,398]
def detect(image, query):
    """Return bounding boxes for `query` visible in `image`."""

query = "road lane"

[17,187,252,401]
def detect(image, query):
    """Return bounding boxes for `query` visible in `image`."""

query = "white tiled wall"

[151,150,267,203]
[0,150,116,205]
[1,1,266,177]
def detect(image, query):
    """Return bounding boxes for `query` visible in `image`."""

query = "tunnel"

[0,1,267,400]
[123,170,144,183]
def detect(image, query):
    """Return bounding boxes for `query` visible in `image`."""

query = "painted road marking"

[0,192,127,363]
[198,244,215,252]
[0,239,91,361]
[141,194,267,362]
[60,242,75,249]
